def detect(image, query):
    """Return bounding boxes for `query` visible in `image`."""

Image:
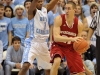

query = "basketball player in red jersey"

[50,1,85,75]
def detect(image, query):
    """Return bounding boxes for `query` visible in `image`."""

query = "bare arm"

[45,0,59,12]
[77,20,84,36]
[83,18,89,31]
[28,0,38,20]
[53,16,80,42]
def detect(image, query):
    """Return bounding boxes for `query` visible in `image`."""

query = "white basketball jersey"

[33,7,49,41]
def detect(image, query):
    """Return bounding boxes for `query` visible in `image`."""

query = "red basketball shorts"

[50,43,84,73]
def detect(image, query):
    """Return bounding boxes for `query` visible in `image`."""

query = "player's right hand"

[71,37,83,43]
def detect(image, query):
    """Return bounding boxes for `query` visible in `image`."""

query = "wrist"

[69,37,73,41]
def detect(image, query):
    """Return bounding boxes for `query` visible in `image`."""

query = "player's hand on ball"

[72,37,83,42]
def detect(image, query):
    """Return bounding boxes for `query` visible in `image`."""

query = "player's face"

[13,41,21,51]
[16,8,24,16]
[36,0,44,10]
[25,2,31,10]
[81,31,88,40]
[0,7,5,18]
[65,4,75,16]
[75,5,81,16]
[90,6,98,16]
[5,7,12,18]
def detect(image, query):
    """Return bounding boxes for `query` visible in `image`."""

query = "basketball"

[73,39,89,54]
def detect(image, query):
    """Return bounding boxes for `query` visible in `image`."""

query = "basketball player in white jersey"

[18,0,59,75]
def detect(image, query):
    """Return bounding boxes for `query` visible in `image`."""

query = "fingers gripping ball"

[73,39,89,54]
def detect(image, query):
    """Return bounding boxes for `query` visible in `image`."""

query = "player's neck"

[65,15,74,23]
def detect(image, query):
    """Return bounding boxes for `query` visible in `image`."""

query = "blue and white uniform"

[22,7,51,70]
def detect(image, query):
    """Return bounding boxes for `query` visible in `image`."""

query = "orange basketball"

[73,39,89,54]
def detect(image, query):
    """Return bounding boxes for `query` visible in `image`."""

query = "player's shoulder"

[55,15,62,20]
[54,15,62,26]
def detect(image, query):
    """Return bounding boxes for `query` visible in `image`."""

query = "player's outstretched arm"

[45,0,59,12]
[53,16,75,42]
[28,0,38,20]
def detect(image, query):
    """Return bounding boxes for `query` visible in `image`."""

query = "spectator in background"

[24,0,31,17]
[0,0,6,5]
[5,36,29,75]
[24,0,31,11]
[82,0,96,17]
[82,53,95,75]
[72,0,80,5]
[4,6,14,18]
[11,5,30,46]
[0,40,4,75]
[57,0,66,14]
[13,0,26,5]
[81,30,96,61]
[97,0,100,10]
[75,4,85,22]
[0,3,13,51]
[83,2,99,46]
[5,0,15,9]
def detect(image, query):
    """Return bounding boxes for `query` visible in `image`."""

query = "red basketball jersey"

[52,14,78,47]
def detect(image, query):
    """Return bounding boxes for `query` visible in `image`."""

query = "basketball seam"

[76,39,86,49]
[74,41,82,50]
[78,41,88,50]
[79,45,87,50]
